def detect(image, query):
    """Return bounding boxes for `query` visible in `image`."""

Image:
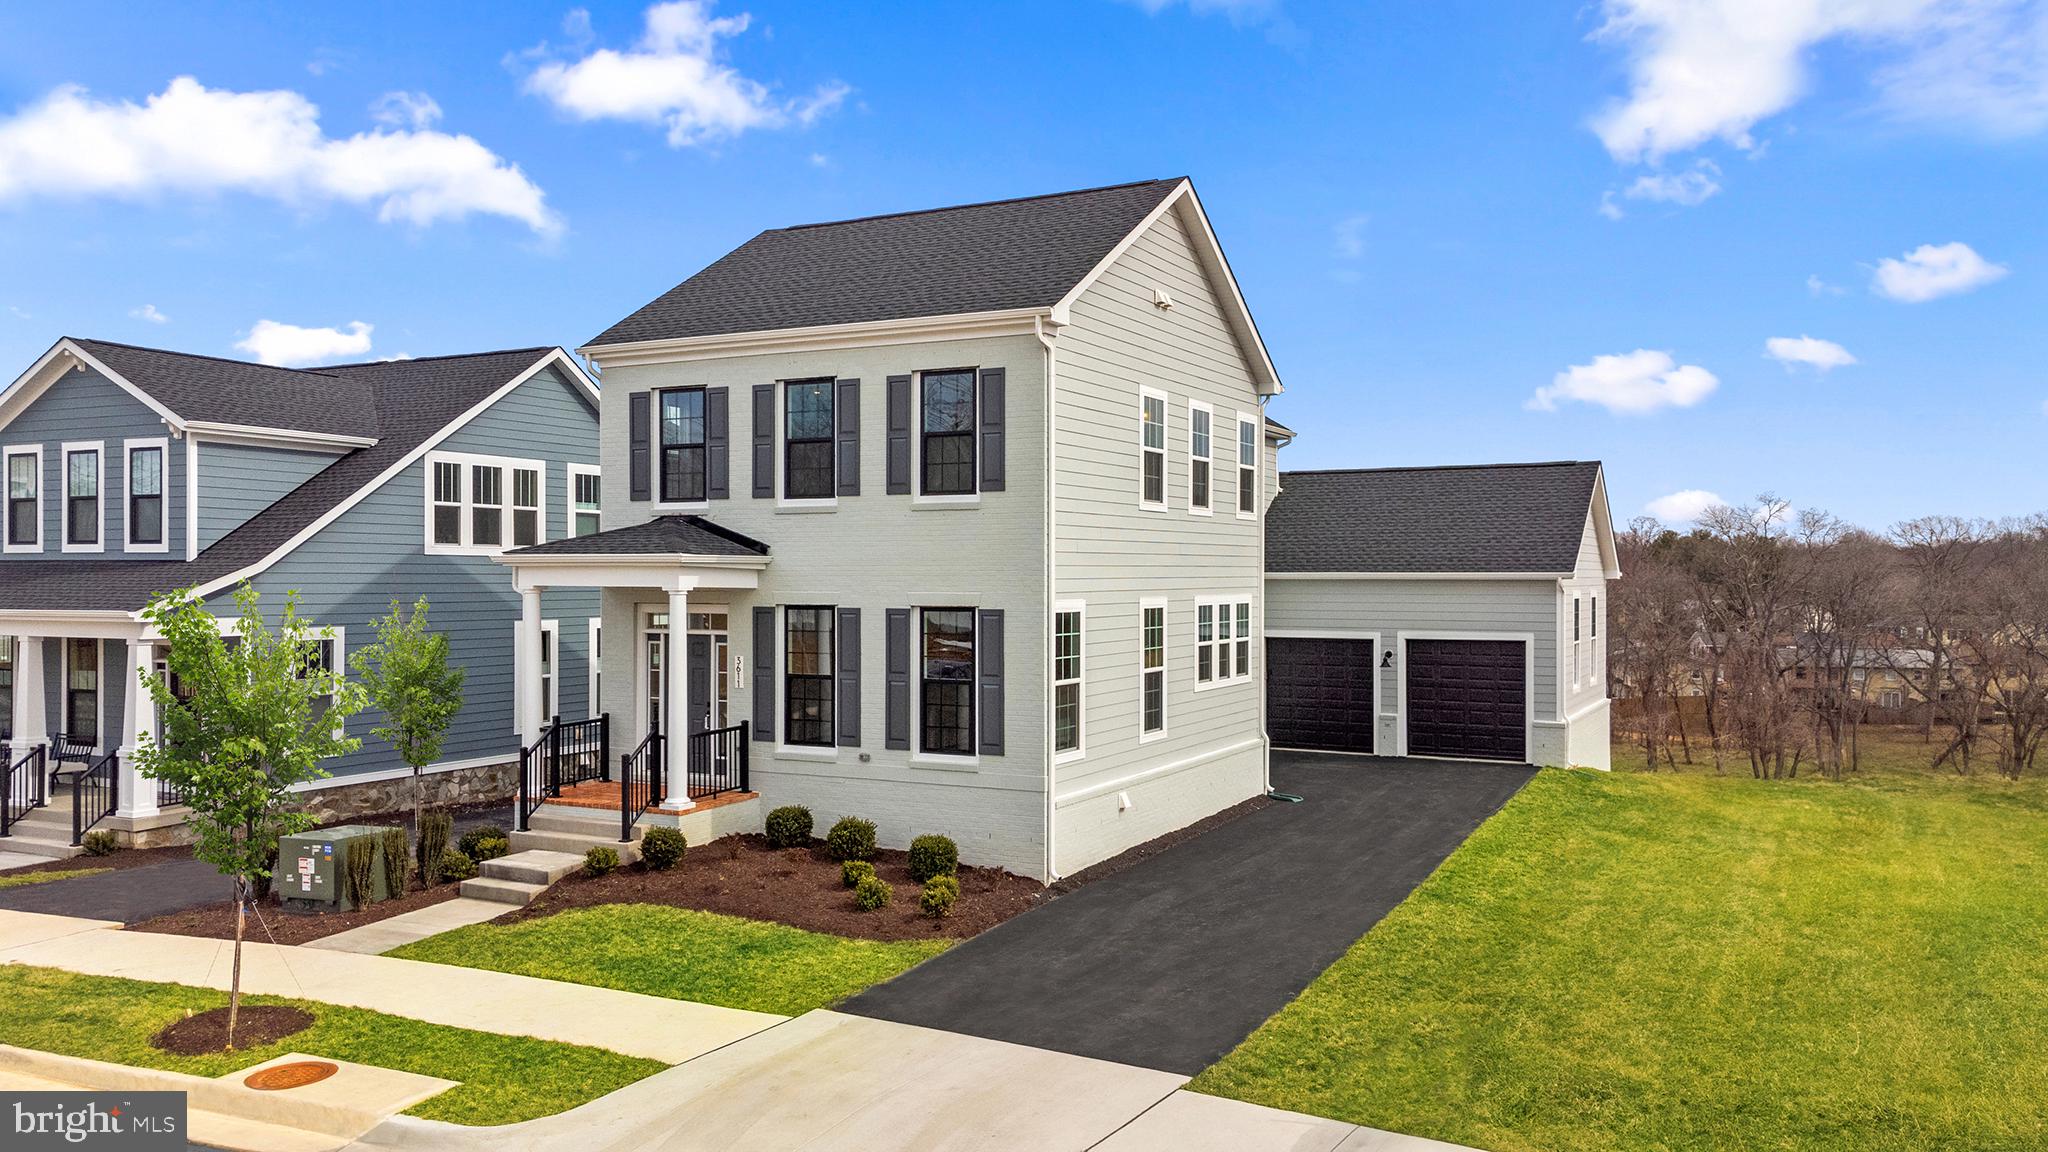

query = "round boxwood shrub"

[919,874,960,919]
[825,816,877,862]
[851,873,892,911]
[640,826,687,871]
[906,834,958,883]
[764,805,814,849]
[584,846,620,877]
[439,848,478,882]
[841,859,877,889]
[80,829,122,857]
[466,834,510,863]
[458,825,508,860]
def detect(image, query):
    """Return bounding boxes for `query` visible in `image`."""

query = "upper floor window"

[785,606,834,747]
[1139,389,1166,509]
[1053,606,1083,756]
[63,443,101,551]
[660,388,707,503]
[1189,402,1212,513]
[1236,416,1257,516]
[4,447,39,551]
[511,466,541,547]
[785,379,835,500]
[921,608,976,754]
[126,441,165,549]
[472,464,504,546]
[570,465,601,536]
[1197,598,1253,686]
[425,451,544,555]
[921,370,976,496]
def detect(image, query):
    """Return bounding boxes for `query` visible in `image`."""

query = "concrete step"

[527,807,645,838]
[481,849,585,886]
[7,805,75,830]
[508,828,642,863]
[457,876,550,906]
[0,828,83,859]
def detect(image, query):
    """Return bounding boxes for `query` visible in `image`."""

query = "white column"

[13,636,45,753]
[116,639,159,819]
[659,588,695,811]
[519,587,545,747]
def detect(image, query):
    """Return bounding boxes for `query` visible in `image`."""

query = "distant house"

[1786,643,1958,712]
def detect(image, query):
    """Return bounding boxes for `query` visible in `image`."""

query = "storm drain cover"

[244,1060,339,1091]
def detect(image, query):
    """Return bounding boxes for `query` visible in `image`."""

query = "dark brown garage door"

[1405,638,1526,762]
[1267,637,1376,753]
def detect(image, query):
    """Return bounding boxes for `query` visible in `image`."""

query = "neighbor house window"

[1197,599,1252,685]
[1140,602,1166,737]
[0,636,14,743]
[920,370,976,496]
[920,608,975,754]
[425,452,544,554]
[126,443,164,547]
[785,379,835,500]
[1139,389,1167,508]
[1188,402,1212,513]
[64,444,100,549]
[1053,606,1083,756]
[511,466,541,547]
[785,606,834,747]
[431,461,461,545]
[570,466,601,537]
[5,448,38,549]
[65,638,98,746]
[472,464,504,546]
[1237,416,1257,516]
[300,632,346,736]
[659,387,707,502]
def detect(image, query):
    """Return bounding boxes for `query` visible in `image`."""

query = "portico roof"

[496,515,772,593]
[504,515,769,560]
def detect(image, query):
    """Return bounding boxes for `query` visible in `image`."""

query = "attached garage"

[1266,636,1377,753]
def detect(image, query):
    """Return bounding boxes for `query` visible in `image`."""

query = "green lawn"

[0,965,664,1125]
[390,904,951,1016]
[1191,758,2048,1152]
[0,867,110,890]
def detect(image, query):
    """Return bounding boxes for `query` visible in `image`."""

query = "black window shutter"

[751,606,775,741]
[977,609,1004,755]
[706,387,730,500]
[628,391,651,502]
[979,368,1005,492]
[836,607,861,746]
[836,378,861,497]
[885,608,910,750]
[751,384,774,499]
[886,375,912,495]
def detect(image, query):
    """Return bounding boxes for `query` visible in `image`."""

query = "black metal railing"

[619,722,664,842]
[2,743,47,838]
[155,773,186,809]
[547,715,610,791]
[685,721,750,801]
[515,728,550,833]
[71,751,117,845]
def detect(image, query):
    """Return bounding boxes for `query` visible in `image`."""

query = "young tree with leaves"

[349,598,466,868]
[135,583,363,1050]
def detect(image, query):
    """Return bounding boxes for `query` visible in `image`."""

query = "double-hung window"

[471,464,505,546]
[126,442,165,548]
[511,466,541,547]
[570,466,601,536]
[426,452,544,554]
[1236,415,1257,516]
[920,608,976,754]
[431,461,462,545]
[1140,601,1166,737]
[1197,598,1254,686]
[0,636,14,743]
[920,370,976,496]
[301,632,345,736]
[1188,402,1212,513]
[1053,606,1083,757]
[1591,594,1600,681]
[1573,597,1584,686]
[1139,389,1166,508]
[65,637,98,746]
[785,606,835,747]
[660,388,708,503]
[785,379,835,500]
[63,443,101,550]
[5,447,39,550]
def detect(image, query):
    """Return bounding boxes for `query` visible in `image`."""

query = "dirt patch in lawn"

[499,835,1047,942]
[129,876,472,945]
[151,1005,313,1055]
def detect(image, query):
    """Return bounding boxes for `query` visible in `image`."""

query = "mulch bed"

[129,875,469,946]
[497,834,1048,942]
[4,843,195,877]
[151,1005,313,1055]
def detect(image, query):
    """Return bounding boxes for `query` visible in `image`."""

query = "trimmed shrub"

[417,809,453,883]
[640,826,687,871]
[825,816,877,862]
[341,833,378,907]
[379,828,409,894]
[906,834,958,883]
[852,873,892,911]
[458,825,508,860]
[919,874,960,919]
[841,859,877,889]
[438,848,478,882]
[584,846,620,877]
[467,834,510,864]
[80,830,121,857]
[764,805,813,850]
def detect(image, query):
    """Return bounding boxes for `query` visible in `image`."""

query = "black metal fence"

[685,722,750,801]
[2,744,46,837]
[517,714,612,833]
[619,724,664,842]
[70,752,117,845]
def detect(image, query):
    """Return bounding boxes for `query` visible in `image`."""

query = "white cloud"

[1623,158,1722,205]
[235,319,373,367]
[1647,488,1727,524]
[1528,349,1720,414]
[1765,334,1857,371]
[521,2,849,147]
[1806,273,1846,296]
[0,77,557,234]
[1872,240,2010,301]
[129,303,169,324]
[370,91,443,130]
[1126,0,1280,21]
[1333,214,1368,259]
[1598,190,1625,219]
[1875,1,2048,135]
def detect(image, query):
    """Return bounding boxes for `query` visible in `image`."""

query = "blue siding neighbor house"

[0,337,601,854]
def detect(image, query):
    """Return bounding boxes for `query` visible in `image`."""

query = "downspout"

[1257,394,1273,796]
[1037,314,1060,883]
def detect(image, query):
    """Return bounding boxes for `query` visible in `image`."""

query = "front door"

[641,610,729,740]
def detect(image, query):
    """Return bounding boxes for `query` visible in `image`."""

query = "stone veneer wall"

[112,760,518,848]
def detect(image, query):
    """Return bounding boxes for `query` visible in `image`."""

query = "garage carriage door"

[1405,638,1526,762]
[1266,637,1376,753]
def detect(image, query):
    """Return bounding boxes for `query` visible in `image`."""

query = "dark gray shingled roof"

[505,515,768,559]
[71,339,382,439]
[0,346,560,612]
[587,178,1186,347]
[1266,461,1604,574]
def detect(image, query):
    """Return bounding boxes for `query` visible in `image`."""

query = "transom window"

[920,370,976,496]
[920,608,976,754]
[785,379,835,500]
[1189,403,1212,512]
[65,446,100,548]
[5,449,38,548]
[1139,390,1166,507]
[785,606,835,747]
[1237,416,1257,515]
[1197,599,1254,685]
[572,468,602,537]
[425,452,544,554]
[1053,607,1083,756]
[659,388,707,503]
[127,444,164,547]
[1141,603,1166,736]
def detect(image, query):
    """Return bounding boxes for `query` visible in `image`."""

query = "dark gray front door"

[686,634,713,737]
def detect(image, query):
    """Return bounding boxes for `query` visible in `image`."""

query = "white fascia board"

[0,339,186,436]
[183,422,375,451]
[581,309,1050,367]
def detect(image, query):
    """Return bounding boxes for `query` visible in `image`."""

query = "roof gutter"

[581,308,1055,367]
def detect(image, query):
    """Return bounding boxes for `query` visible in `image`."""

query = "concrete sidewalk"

[304,897,510,955]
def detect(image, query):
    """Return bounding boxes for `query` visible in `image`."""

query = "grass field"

[0,867,109,890]
[0,965,664,1125]
[1191,732,2048,1152]
[390,904,951,1016]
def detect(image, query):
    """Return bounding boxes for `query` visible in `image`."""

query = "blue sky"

[1,0,2042,530]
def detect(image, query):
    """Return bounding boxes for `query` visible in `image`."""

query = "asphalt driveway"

[842,751,1536,1074]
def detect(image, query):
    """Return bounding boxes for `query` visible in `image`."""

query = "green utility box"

[278,825,401,914]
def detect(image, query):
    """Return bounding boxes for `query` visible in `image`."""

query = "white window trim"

[778,379,839,511]
[121,436,171,554]
[587,617,603,721]
[651,385,714,513]
[424,449,547,556]
[567,463,603,538]
[909,602,979,769]
[1235,411,1259,520]
[60,440,104,554]
[1138,386,1168,512]
[62,637,107,748]
[1052,600,1086,764]
[1193,596,1256,691]
[314,626,348,743]
[1138,597,1169,744]
[910,369,981,508]
[514,619,561,732]
[2,444,44,554]
[1571,595,1584,689]
[1187,400,1214,515]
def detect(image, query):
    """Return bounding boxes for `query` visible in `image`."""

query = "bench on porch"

[45,732,96,789]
